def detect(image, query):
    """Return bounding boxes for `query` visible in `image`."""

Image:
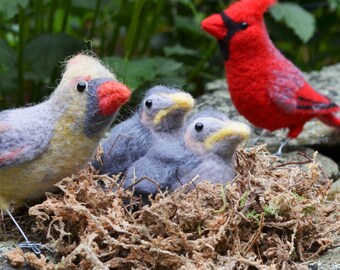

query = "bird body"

[183,153,234,186]
[97,113,153,176]
[95,86,195,176]
[125,140,197,197]
[125,110,250,199]
[201,0,340,138]
[0,54,131,209]
[175,110,250,188]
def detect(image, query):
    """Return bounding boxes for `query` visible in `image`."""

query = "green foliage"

[246,210,261,223]
[327,0,340,10]
[214,185,228,213]
[24,33,83,81]
[239,191,249,208]
[104,56,184,91]
[263,204,281,217]
[0,0,29,20]
[291,192,306,201]
[0,0,339,109]
[267,1,340,71]
[0,40,17,94]
[303,204,316,215]
[270,2,316,43]
[197,223,202,236]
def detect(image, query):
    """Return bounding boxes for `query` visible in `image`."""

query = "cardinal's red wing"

[268,59,339,115]
[293,83,339,114]
[269,79,339,115]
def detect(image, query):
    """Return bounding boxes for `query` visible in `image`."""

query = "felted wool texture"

[0,102,56,169]
[51,54,116,105]
[201,0,340,139]
[125,109,250,200]
[0,54,130,209]
[95,113,154,176]
[178,110,250,186]
[124,140,201,197]
[83,79,131,137]
[138,85,195,136]
[95,85,194,176]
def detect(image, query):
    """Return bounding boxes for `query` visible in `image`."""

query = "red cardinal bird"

[201,0,340,144]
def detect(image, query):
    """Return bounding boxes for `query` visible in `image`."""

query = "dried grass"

[6,145,340,269]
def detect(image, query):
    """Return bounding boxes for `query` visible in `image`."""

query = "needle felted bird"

[201,0,340,151]
[93,86,195,176]
[124,110,250,199]
[0,54,131,251]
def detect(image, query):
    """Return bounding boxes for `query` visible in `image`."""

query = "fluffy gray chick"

[93,85,194,176]
[174,110,251,189]
[124,110,250,200]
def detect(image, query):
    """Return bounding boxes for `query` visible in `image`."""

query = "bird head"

[184,110,250,158]
[139,86,195,132]
[52,54,131,136]
[201,0,276,61]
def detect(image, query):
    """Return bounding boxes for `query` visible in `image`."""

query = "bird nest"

[5,145,340,269]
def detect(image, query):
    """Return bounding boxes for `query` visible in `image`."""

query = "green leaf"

[263,204,280,217]
[270,2,316,43]
[71,0,97,9]
[104,56,183,90]
[175,15,201,34]
[23,33,83,81]
[327,0,340,10]
[239,191,249,208]
[164,45,197,57]
[0,40,17,94]
[0,0,29,20]
[246,210,261,223]
[177,0,197,15]
[0,40,16,72]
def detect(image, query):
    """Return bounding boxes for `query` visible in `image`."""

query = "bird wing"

[292,83,339,114]
[0,109,54,169]
[100,115,152,175]
[124,154,162,195]
[268,58,339,115]
[124,141,191,195]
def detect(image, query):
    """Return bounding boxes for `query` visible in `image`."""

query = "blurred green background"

[0,0,340,109]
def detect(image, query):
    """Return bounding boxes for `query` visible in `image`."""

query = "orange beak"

[97,81,131,116]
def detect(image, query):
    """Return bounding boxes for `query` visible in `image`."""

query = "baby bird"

[175,110,250,189]
[94,86,195,176]
[125,110,250,199]
[0,54,131,252]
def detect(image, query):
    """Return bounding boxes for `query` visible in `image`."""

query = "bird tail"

[318,113,340,129]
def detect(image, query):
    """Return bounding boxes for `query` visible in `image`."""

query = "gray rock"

[278,148,339,180]
[0,241,32,270]
[329,177,340,199]
[308,246,340,270]
[197,64,340,151]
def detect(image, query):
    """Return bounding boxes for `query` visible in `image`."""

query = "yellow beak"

[204,121,250,150]
[153,93,194,125]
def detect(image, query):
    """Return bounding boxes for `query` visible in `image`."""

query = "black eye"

[145,99,152,109]
[240,22,248,30]
[77,81,87,92]
[195,123,203,132]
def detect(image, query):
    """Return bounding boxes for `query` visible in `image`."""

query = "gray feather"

[97,114,153,175]
[0,101,59,169]
[125,109,248,201]
[94,85,193,175]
